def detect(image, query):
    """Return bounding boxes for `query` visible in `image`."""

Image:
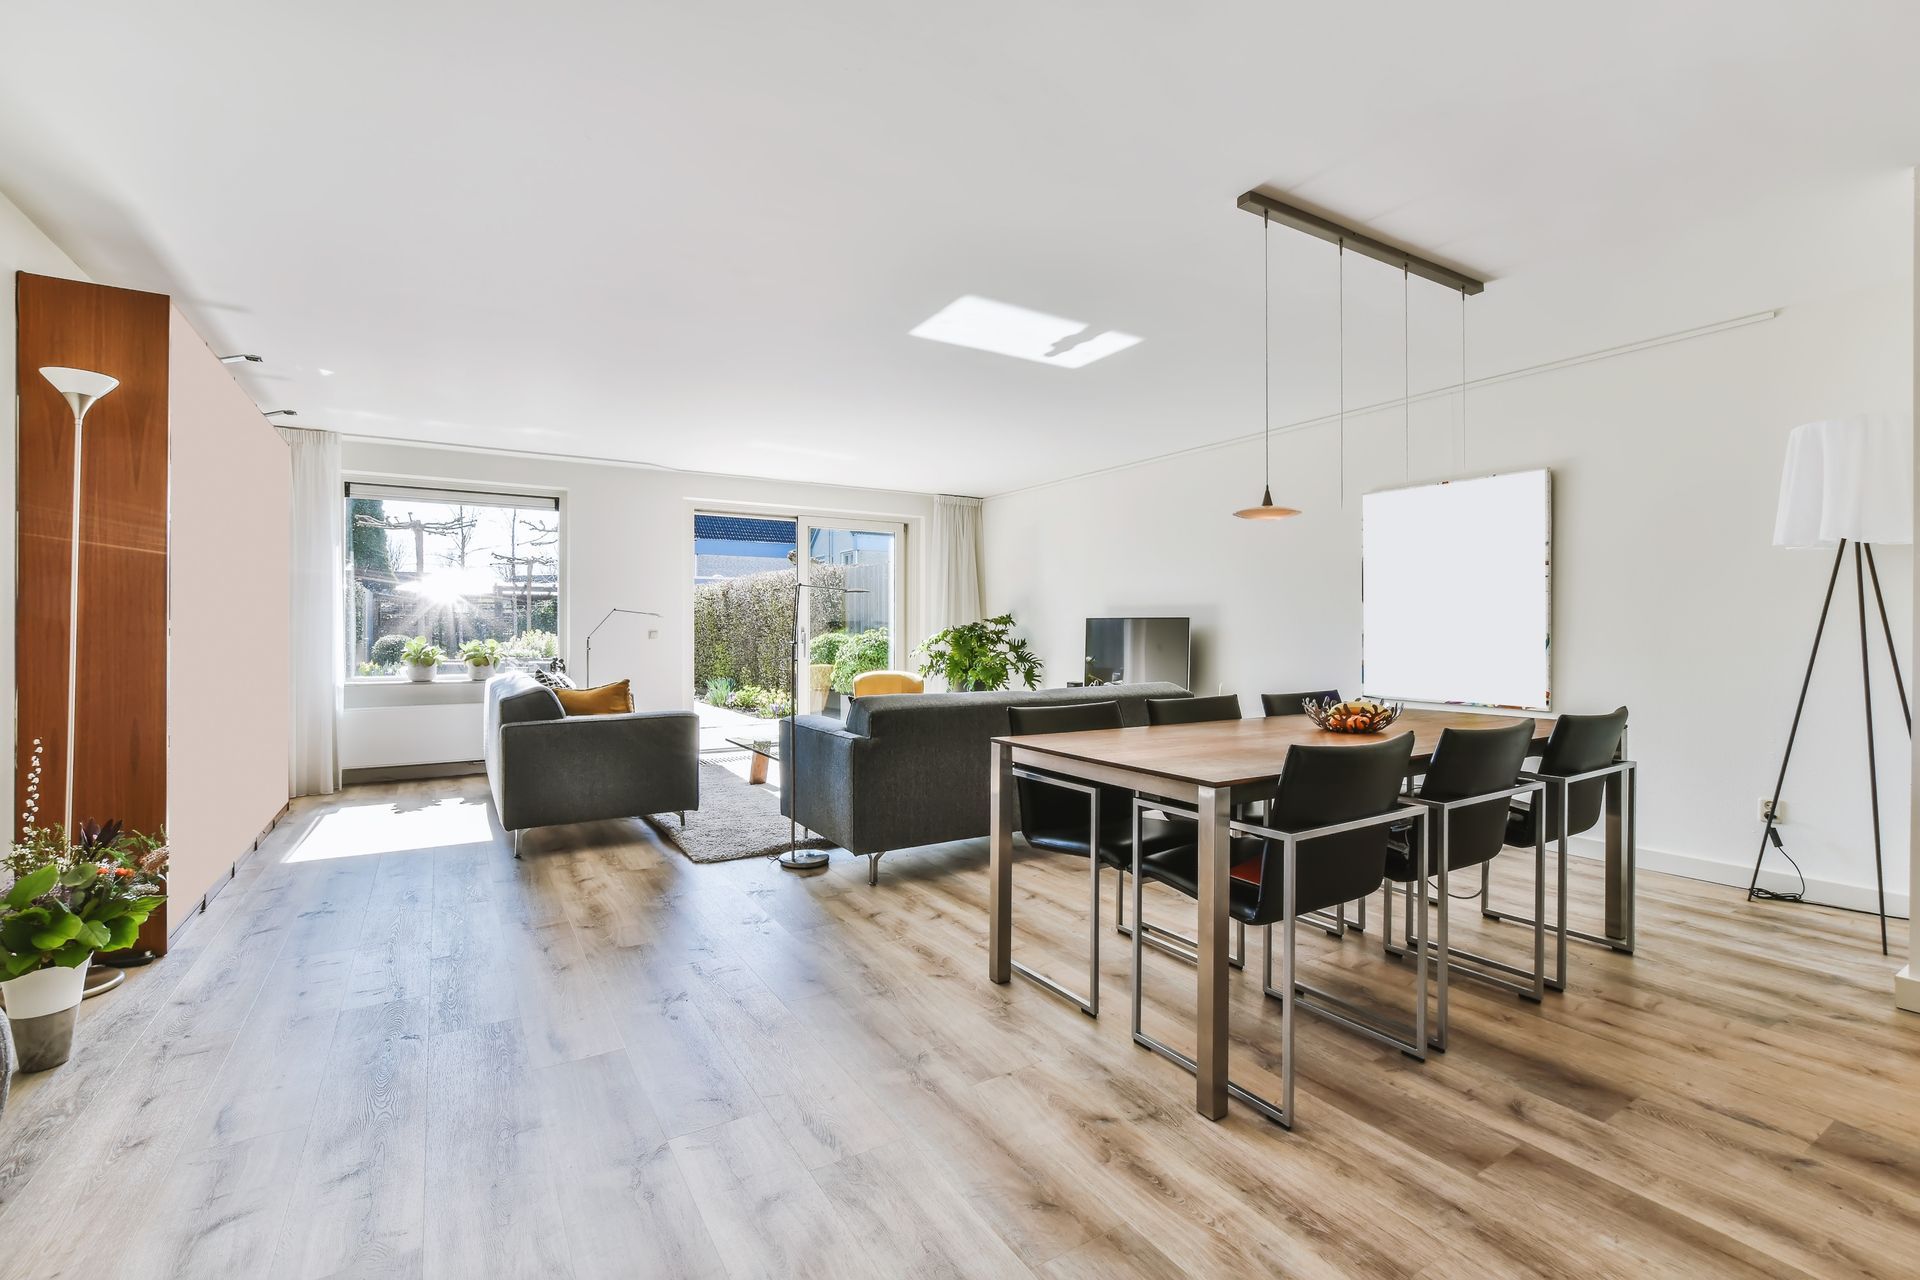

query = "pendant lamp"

[1234,208,1300,520]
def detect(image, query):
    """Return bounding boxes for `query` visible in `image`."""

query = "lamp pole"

[583,607,660,686]
[781,578,866,871]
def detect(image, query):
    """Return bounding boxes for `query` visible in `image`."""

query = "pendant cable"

[1337,243,1346,506]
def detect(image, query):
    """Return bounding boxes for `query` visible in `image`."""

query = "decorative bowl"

[1302,697,1403,734]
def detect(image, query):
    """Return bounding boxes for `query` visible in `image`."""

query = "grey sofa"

[780,682,1188,882]
[483,673,699,855]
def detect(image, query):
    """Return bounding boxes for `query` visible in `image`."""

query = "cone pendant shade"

[1234,485,1300,520]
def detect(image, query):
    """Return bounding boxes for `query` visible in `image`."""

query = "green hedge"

[693,563,847,696]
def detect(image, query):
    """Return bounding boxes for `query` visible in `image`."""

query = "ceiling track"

[1236,189,1487,295]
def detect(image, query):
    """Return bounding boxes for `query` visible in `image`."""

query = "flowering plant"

[0,741,168,979]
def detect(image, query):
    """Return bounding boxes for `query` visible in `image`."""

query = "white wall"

[0,189,89,844]
[337,439,937,769]
[167,306,291,912]
[985,177,1915,915]
[1903,168,1920,1014]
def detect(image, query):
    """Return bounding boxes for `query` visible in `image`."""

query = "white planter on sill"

[467,661,495,682]
[405,663,436,683]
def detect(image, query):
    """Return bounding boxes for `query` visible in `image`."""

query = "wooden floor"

[2,776,1916,1279]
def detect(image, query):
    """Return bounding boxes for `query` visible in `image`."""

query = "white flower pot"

[405,662,435,683]
[467,661,495,682]
[0,956,90,1072]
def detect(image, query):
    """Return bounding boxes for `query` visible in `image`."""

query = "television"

[1085,617,1191,688]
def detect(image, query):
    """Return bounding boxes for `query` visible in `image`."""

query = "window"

[345,482,561,678]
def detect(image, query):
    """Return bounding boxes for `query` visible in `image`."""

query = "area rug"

[645,758,833,863]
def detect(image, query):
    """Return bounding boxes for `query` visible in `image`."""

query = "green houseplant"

[917,615,1042,692]
[459,637,503,680]
[400,635,444,682]
[1,774,168,1073]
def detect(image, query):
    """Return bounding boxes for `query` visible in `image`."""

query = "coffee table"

[725,735,779,784]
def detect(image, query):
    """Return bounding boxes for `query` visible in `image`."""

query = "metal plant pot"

[0,957,90,1072]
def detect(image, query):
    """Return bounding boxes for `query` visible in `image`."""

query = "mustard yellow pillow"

[555,679,633,716]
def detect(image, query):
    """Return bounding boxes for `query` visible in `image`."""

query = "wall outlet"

[647,629,659,640]
[1760,798,1787,823]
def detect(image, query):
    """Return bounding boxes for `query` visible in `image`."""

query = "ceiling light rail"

[1235,190,1486,296]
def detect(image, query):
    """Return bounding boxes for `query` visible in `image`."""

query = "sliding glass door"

[798,516,904,715]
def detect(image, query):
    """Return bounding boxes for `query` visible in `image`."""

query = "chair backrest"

[1256,733,1415,915]
[1146,693,1242,725]
[1008,700,1125,837]
[852,670,925,697]
[1261,690,1341,717]
[1537,706,1628,836]
[1419,720,1535,867]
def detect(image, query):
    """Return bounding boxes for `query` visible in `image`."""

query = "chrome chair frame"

[1129,801,1427,1128]
[1007,766,1108,1017]
[1378,779,1546,1051]
[1481,760,1637,990]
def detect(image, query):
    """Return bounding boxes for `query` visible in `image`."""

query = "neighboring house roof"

[694,514,796,544]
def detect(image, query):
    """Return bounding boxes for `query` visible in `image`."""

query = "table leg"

[988,740,1014,984]
[1604,764,1635,951]
[747,754,769,785]
[1195,784,1231,1120]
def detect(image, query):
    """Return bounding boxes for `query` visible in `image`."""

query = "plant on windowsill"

[916,614,1043,692]
[459,638,503,681]
[400,636,445,683]
[1,745,169,1072]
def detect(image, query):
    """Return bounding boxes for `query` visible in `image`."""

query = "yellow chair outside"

[852,670,925,697]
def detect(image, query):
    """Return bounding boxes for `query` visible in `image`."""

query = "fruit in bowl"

[1302,697,1403,734]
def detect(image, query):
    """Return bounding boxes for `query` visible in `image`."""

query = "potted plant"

[1,819,167,1072]
[459,638,502,680]
[400,635,444,682]
[916,614,1043,692]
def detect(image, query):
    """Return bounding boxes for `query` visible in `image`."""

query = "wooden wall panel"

[15,272,170,944]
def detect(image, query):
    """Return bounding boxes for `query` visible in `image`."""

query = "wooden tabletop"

[994,708,1548,789]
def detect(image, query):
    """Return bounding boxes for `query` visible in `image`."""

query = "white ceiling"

[2,1,1917,496]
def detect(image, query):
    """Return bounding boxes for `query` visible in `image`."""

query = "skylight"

[909,295,1141,369]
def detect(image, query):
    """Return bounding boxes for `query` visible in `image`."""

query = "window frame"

[342,477,568,685]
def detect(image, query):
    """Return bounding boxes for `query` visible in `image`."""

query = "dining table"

[986,707,1636,1120]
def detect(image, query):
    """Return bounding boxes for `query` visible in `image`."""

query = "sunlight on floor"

[286,795,494,862]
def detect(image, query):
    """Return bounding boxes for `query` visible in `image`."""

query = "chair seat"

[1384,823,1504,883]
[1137,840,1272,923]
[1027,816,1191,868]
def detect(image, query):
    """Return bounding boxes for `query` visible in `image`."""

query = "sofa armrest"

[779,715,864,850]
[495,710,698,831]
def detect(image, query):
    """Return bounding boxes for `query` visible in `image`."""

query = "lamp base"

[776,849,830,871]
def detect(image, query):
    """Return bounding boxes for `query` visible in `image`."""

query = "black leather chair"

[1486,706,1631,990]
[1145,692,1243,725]
[1260,690,1340,717]
[1006,701,1187,1016]
[1130,732,1420,1126]
[1378,720,1541,1050]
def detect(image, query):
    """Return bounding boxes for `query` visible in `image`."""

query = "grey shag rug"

[646,758,833,864]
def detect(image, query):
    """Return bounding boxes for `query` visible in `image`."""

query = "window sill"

[342,677,490,710]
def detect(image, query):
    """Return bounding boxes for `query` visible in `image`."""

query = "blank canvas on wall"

[1361,469,1551,710]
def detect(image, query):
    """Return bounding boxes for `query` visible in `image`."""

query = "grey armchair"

[484,673,699,855]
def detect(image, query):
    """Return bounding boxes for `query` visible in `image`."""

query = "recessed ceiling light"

[909,295,1141,369]
[318,368,335,377]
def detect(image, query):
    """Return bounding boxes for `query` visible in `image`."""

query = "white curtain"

[927,494,984,644]
[283,427,343,796]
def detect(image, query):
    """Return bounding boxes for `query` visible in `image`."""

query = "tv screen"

[1085,617,1190,688]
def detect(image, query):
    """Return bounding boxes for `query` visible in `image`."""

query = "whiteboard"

[1361,470,1551,710]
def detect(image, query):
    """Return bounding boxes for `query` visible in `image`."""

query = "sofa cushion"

[556,679,634,716]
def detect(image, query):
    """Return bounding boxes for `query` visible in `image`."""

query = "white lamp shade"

[39,366,120,400]
[1773,415,1913,548]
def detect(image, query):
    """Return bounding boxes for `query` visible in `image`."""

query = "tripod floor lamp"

[1751,415,1912,954]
